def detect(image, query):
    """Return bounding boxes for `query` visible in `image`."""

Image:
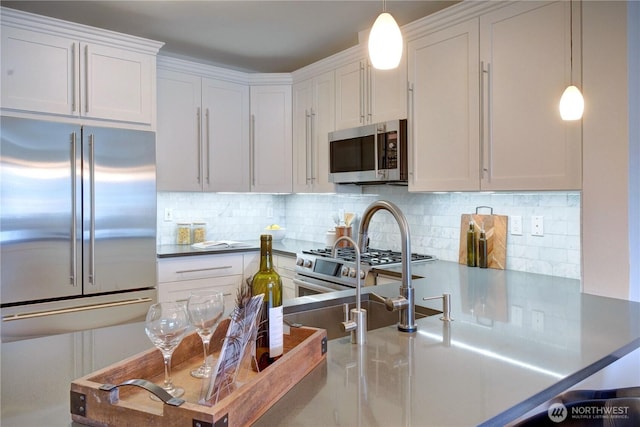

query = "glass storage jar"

[192,222,207,243]
[176,222,192,245]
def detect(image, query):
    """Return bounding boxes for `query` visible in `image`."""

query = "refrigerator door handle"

[2,297,153,321]
[89,134,96,286]
[71,132,78,286]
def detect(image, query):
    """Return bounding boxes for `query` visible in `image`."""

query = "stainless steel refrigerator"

[1,116,157,342]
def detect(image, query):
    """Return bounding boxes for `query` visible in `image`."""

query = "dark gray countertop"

[2,261,639,426]
[157,238,321,258]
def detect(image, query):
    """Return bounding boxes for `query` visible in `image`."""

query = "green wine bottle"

[251,234,283,371]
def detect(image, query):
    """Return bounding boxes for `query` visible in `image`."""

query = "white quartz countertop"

[2,261,639,426]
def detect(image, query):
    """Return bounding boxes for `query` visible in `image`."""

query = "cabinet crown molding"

[157,55,250,85]
[0,6,164,54]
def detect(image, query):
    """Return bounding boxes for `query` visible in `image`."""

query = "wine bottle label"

[268,305,283,357]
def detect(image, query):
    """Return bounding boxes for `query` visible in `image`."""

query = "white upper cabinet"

[408,0,581,192]
[0,8,161,126]
[479,0,581,191]
[335,55,407,130]
[292,71,336,193]
[250,85,293,193]
[408,19,480,192]
[156,63,250,192]
[202,78,250,192]
[156,69,202,191]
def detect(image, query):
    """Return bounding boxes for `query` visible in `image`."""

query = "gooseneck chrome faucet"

[359,200,417,333]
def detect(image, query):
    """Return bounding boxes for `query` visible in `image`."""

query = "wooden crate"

[70,320,327,426]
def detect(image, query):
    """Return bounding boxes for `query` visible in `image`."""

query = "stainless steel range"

[294,247,435,296]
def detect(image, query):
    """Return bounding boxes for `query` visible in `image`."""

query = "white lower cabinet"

[276,254,297,301]
[243,252,296,301]
[157,254,244,315]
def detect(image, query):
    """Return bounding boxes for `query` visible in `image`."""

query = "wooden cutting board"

[458,209,507,269]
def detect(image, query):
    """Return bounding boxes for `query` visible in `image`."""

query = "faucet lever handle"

[423,293,453,322]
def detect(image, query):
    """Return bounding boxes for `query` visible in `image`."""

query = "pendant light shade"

[368,12,403,70]
[559,85,584,120]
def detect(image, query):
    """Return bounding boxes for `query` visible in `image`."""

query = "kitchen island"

[2,261,639,426]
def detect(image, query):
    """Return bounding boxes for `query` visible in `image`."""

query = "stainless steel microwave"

[328,119,407,184]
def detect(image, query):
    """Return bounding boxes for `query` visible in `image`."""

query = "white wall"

[628,0,640,301]
[582,1,632,299]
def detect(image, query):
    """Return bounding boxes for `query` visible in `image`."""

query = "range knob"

[341,266,350,277]
[296,257,312,268]
[348,268,357,278]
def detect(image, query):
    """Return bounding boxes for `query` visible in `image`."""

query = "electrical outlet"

[266,207,273,218]
[511,216,523,235]
[532,310,545,332]
[164,208,173,222]
[531,216,544,236]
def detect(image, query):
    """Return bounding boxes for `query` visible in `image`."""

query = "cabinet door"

[369,55,408,123]
[312,71,337,192]
[81,43,154,124]
[202,78,250,192]
[292,79,315,192]
[335,60,364,130]
[480,1,581,190]
[408,19,481,192]
[250,85,293,193]
[292,72,336,193]
[275,255,297,301]
[156,69,203,191]
[1,27,78,116]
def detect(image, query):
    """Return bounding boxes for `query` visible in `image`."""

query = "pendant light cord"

[569,0,573,80]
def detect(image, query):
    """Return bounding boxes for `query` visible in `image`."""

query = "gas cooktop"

[302,247,435,266]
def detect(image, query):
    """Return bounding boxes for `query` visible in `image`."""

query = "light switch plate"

[511,216,523,235]
[164,208,173,222]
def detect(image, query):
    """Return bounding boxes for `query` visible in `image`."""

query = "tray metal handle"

[99,379,185,406]
[475,206,493,215]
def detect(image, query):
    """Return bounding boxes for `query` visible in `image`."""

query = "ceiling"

[1,1,459,73]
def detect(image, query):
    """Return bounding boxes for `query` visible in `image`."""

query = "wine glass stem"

[163,353,174,390]
[201,338,211,366]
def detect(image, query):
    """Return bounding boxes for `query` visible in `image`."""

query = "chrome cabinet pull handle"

[2,297,153,322]
[89,134,96,286]
[176,265,233,274]
[70,132,78,286]
[196,107,202,183]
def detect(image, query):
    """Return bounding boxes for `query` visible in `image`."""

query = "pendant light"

[559,0,584,120]
[368,0,403,70]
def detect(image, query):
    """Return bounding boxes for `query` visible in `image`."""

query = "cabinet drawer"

[157,276,241,314]
[157,255,243,283]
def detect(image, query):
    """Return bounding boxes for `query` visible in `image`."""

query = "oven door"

[294,275,353,297]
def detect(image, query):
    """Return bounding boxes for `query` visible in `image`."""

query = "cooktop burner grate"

[302,247,434,266]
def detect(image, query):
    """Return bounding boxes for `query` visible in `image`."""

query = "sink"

[284,294,440,340]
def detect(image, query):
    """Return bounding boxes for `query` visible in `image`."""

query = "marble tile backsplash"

[158,187,581,280]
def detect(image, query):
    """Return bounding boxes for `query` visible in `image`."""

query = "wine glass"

[187,290,225,378]
[145,302,189,398]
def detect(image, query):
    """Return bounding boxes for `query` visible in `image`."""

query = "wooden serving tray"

[70,320,327,426]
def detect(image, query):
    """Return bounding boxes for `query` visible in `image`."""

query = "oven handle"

[293,277,336,294]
